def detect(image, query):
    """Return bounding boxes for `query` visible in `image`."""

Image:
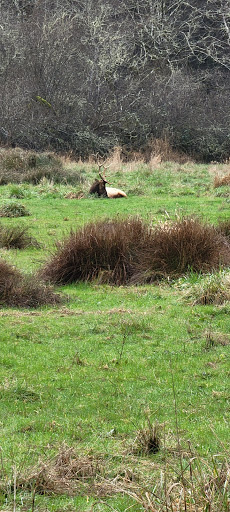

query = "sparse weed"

[0,223,40,249]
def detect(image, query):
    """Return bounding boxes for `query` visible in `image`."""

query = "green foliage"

[0,201,30,217]
[0,157,229,511]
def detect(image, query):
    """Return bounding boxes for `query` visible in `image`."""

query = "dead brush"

[0,259,61,308]
[131,421,161,456]
[18,445,102,496]
[214,173,230,188]
[218,219,230,242]
[0,223,40,249]
[41,216,230,286]
[131,217,230,283]
[40,217,151,285]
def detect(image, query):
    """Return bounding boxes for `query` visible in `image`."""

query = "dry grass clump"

[41,217,150,285]
[0,201,30,217]
[130,422,161,455]
[19,445,101,496]
[0,259,61,308]
[214,173,230,188]
[0,148,85,185]
[217,219,230,242]
[132,218,230,283]
[0,224,40,249]
[41,217,230,285]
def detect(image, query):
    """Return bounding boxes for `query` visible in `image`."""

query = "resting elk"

[89,165,127,198]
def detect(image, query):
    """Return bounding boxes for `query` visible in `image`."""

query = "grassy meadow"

[0,150,229,511]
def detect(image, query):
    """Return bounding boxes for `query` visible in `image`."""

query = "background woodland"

[1,0,230,161]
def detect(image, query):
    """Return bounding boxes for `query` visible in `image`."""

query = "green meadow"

[0,158,229,511]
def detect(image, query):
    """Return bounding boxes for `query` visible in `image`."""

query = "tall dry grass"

[41,217,230,285]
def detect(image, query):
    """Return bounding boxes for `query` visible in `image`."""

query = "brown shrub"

[217,219,230,242]
[0,259,61,308]
[41,217,230,286]
[41,217,151,285]
[132,218,230,283]
[213,173,230,188]
[0,224,40,249]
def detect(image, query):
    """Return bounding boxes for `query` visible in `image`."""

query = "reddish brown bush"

[132,218,230,283]
[41,217,230,286]
[0,259,61,308]
[41,218,151,285]
[217,219,230,242]
[214,173,230,188]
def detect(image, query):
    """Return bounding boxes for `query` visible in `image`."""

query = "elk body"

[89,166,127,198]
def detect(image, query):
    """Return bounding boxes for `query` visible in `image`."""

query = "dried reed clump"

[41,217,151,285]
[217,219,230,242]
[19,445,101,496]
[214,173,230,188]
[41,217,230,286]
[0,224,40,249]
[0,259,61,308]
[132,218,230,283]
[131,422,161,455]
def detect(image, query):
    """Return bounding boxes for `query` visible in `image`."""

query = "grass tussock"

[0,259,61,308]
[132,218,230,283]
[0,201,30,217]
[41,217,230,285]
[214,173,230,188]
[192,273,230,305]
[131,421,161,455]
[41,217,150,285]
[0,147,85,185]
[218,219,230,242]
[18,445,101,496]
[0,223,40,249]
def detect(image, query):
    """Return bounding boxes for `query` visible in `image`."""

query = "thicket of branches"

[1,0,230,161]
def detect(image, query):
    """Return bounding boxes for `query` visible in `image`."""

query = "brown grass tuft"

[132,218,230,283]
[214,173,230,188]
[0,224,40,249]
[41,217,150,285]
[131,422,161,455]
[19,445,101,496]
[41,217,230,286]
[0,259,61,308]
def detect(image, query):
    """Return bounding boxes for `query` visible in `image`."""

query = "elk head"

[89,164,111,197]
[89,162,127,199]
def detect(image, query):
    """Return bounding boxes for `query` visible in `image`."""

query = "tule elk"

[89,165,127,198]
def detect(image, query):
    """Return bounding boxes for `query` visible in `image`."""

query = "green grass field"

[0,158,229,511]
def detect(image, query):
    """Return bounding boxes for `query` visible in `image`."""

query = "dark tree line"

[1,0,230,160]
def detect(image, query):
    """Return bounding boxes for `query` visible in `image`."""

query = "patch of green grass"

[0,158,229,510]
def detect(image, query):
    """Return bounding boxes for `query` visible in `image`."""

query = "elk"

[89,165,127,198]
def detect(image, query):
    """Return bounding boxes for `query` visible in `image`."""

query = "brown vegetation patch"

[214,173,230,187]
[19,445,101,496]
[40,217,150,285]
[0,259,61,308]
[41,217,230,285]
[130,422,161,456]
[217,219,230,242]
[0,224,40,249]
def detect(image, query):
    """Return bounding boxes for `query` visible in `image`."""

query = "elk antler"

[98,163,111,184]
